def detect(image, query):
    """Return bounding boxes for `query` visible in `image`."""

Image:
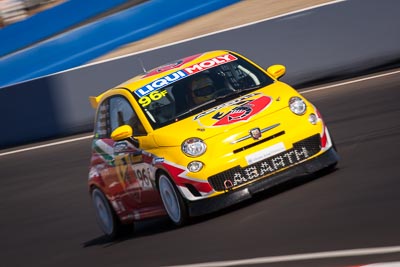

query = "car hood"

[152,82,295,147]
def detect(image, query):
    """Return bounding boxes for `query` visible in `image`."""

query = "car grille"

[208,134,321,191]
[233,131,285,154]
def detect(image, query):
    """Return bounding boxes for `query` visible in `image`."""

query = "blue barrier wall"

[0,0,139,57]
[0,0,240,88]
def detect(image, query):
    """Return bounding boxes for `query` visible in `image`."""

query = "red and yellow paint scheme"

[88,50,339,238]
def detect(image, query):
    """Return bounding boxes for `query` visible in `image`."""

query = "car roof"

[118,50,231,90]
[89,50,232,108]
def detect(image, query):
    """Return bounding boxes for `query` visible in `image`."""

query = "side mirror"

[266,64,286,79]
[111,125,133,141]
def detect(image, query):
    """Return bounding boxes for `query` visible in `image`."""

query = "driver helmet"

[190,75,216,105]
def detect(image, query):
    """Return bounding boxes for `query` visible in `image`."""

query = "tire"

[91,188,133,239]
[158,173,189,226]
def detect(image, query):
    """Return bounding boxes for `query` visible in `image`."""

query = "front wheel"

[91,188,133,239]
[158,173,189,226]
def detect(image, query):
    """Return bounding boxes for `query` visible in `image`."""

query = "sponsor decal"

[245,142,286,165]
[93,139,114,164]
[135,71,188,98]
[152,157,164,164]
[183,54,237,75]
[143,54,202,77]
[212,95,272,126]
[138,89,168,107]
[134,54,238,97]
[228,146,311,188]
[113,142,128,154]
[194,93,258,120]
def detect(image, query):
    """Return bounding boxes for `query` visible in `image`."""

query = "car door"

[108,96,162,212]
[90,97,127,204]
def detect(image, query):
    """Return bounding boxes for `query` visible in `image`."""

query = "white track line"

[0,0,347,90]
[0,135,92,157]
[1,68,400,157]
[0,70,400,157]
[164,246,400,267]
[55,0,347,70]
[300,69,400,94]
[360,263,400,267]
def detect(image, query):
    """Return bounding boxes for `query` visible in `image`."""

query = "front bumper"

[187,147,339,217]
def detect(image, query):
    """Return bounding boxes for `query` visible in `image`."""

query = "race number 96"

[138,90,168,107]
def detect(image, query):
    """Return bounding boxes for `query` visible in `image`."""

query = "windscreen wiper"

[175,99,217,119]
[175,85,264,119]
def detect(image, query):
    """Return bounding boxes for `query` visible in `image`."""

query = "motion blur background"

[0,0,246,148]
[2,0,330,149]
[0,0,62,27]
[1,0,399,149]
[2,2,400,267]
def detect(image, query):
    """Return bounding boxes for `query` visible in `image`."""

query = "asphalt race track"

[1,69,400,267]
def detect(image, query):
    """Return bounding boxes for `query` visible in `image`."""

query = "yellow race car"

[88,50,339,238]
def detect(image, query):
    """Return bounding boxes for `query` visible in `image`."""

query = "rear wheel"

[91,188,133,239]
[158,173,189,226]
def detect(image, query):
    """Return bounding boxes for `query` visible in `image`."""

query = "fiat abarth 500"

[88,50,339,238]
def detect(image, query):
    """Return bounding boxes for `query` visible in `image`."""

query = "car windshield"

[132,53,274,130]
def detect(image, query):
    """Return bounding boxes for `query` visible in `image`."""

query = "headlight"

[308,113,318,125]
[187,161,204,172]
[289,97,307,115]
[182,138,207,157]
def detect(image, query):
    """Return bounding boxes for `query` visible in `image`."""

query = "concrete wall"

[1,0,400,149]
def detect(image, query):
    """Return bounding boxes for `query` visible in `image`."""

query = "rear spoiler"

[89,91,107,109]
[89,96,100,109]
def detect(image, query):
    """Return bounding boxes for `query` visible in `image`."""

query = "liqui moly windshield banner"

[134,54,237,98]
